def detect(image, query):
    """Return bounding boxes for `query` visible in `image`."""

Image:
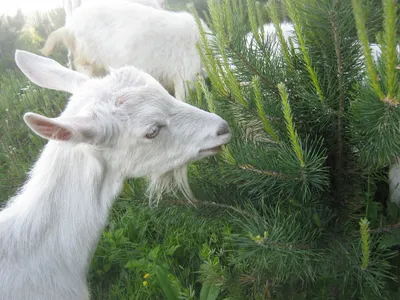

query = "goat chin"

[147,165,194,207]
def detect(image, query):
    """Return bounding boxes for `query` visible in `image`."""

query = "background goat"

[63,0,165,69]
[0,50,231,300]
[42,0,210,101]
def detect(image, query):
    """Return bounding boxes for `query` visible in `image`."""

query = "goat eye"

[145,127,160,139]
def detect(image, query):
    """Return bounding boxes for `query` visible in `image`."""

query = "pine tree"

[170,0,400,298]
[2,0,400,298]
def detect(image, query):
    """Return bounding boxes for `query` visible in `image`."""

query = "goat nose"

[217,121,230,136]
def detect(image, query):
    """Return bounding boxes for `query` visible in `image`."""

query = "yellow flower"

[143,273,150,279]
[143,281,148,287]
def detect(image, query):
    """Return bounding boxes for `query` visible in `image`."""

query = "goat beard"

[146,165,194,207]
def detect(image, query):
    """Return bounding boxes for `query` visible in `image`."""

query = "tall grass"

[0,70,68,201]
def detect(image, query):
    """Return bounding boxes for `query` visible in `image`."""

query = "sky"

[0,0,63,16]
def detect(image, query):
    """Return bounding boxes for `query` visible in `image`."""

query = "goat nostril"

[217,121,230,136]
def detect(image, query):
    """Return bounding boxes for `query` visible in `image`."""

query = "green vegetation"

[2,0,400,298]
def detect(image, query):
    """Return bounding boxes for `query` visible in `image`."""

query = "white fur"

[0,50,231,300]
[63,0,165,69]
[43,0,210,101]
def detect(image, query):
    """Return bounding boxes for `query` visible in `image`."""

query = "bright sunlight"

[0,0,62,16]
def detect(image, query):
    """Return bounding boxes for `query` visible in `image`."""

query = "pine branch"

[252,76,279,143]
[255,1,265,43]
[221,145,237,165]
[246,0,263,50]
[191,6,228,96]
[283,0,325,103]
[351,222,400,235]
[228,43,278,91]
[238,163,288,179]
[223,0,234,40]
[250,234,314,250]
[330,0,345,203]
[160,197,256,219]
[268,0,291,66]
[208,0,248,107]
[383,0,398,104]
[199,77,216,113]
[278,83,305,167]
[351,0,385,100]
[359,218,371,270]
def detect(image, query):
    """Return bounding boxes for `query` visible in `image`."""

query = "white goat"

[0,50,231,300]
[42,0,210,101]
[62,0,165,69]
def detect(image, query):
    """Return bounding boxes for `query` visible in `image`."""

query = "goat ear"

[23,112,96,143]
[15,50,88,94]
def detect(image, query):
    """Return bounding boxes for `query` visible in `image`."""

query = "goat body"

[43,0,209,101]
[62,0,165,69]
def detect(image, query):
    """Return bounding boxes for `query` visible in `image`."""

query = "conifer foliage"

[2,0,400,298]
[182,0,400,298]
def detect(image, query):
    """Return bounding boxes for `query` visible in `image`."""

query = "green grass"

[88,196,230,299]
[0,70,68,200]
[3,1,400,297]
